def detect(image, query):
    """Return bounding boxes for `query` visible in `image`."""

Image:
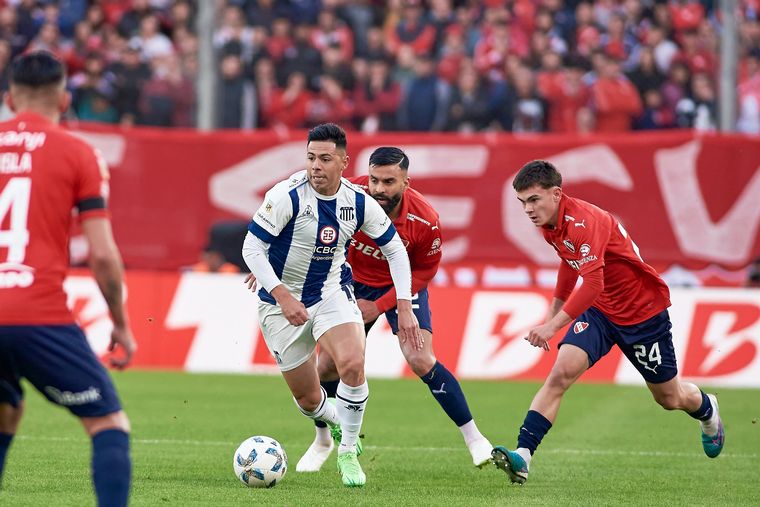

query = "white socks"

[459,419,485,446]
[516,447,532,468]
[335,380,369,454]
[295,386,340,427]
[700,395,720,436]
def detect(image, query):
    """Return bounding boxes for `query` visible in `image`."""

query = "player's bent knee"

[545,367,576,392]
[80,410,130,437]
[408,352,436,377]
[293,391,323,413]
[0,401,24,433]
[336,355,366,386]
[652,391,681,411]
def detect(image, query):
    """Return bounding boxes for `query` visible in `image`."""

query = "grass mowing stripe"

[16,435,758,459]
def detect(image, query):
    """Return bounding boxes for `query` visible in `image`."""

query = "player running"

[0,52,134,506]
[242,125,421,487]
[249,147,493,471]
[491,160,725,484]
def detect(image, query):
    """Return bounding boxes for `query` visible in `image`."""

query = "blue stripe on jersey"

[355,192,365,232]
[258,189,300,304]
[248,220,276,243]
[301,198,339,307]
[374,223,398,246]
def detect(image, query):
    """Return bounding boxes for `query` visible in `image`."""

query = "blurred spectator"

[387,0,436,57]
[634,89,675,129]
[509,64,548,132]
[737,50,760,134]
[131,13,173,61]
[245,0,289,29]
[354,58,401,132]
[474,21,510,81]
[428,0,455,55]
[0,7,31,57]
[109,42,152,125]
[282,23,322,88]
[214,4,258,64]
[189,246,240,274]
[70,52,118,123]
[668,0,705,35]
[436,24,466,83]
[398,53,450,131]
[675,72,717,130]
[626,46,666,99]
[217,53,256,129]
[644,24,679,74]
[321,43,355,90]
[539,56,592,133]
[0,40,10,93]
[672,28,716,75]
[306,74,354,126]
[447,65,491,132]
[117,0,153,39]
[139,55,194,127]
[310,9,354,61]
[253,57,278,127]
[590,53,642,131]
[266,17,294,63]
[268,71,311,129]
[661,60,691,111]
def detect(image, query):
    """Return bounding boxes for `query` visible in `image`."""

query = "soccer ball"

[232,436,288,488]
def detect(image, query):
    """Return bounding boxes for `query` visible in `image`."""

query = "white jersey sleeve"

[248,180,296,243]
[360,195,397,246]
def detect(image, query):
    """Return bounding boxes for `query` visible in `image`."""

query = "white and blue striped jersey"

[248,171,397,307]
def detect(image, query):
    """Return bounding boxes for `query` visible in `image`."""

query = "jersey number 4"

[0,177,32,264]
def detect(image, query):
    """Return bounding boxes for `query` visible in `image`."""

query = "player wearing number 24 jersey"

[491,160,724,485]
[0,52,133,507]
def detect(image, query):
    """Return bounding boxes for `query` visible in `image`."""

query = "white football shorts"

[258,287,363,372]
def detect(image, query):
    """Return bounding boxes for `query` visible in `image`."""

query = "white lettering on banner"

[503,144,634,265]
[364,319,407,378]
[70,131,126,167]
[63,276,118,355]
[614,288,760,387]
[457,292,548,378]
[209,142,308,217]
[355,145,489,263]
[655,140,760,265]
[165,273,261,373]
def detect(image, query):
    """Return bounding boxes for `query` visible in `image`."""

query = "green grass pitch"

[2,370,759,506]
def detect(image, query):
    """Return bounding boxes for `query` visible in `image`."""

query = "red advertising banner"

[71,127,760,274]
[70,270,760,387]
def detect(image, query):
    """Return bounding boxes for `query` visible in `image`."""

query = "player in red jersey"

[295,147,493,471]
[0,52,134,506]
[492,160,724,484]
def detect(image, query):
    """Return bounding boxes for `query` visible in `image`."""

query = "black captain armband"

[77,196,107,213]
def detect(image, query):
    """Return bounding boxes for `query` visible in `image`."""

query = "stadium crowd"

[0,0,758,133]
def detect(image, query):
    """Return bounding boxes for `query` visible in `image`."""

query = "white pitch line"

[15,435,757,460]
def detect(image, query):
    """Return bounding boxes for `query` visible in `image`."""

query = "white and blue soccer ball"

[232,436,288,488]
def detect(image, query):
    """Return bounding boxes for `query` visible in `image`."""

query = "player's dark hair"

[513,160,562,191]
[369,146,409,170]
[10,51,65,88]
[307,123,347,150]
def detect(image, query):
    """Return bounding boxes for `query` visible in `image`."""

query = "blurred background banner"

[65,270,760,387]
[71,126,760,274]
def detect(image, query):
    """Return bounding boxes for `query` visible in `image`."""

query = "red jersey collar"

[392,190,411,226]
[12,111,57,126]
[542,194,569,232]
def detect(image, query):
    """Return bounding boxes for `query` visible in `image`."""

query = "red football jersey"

[0,112,109,324]
[543,195,671,325]
[348,176,442,312]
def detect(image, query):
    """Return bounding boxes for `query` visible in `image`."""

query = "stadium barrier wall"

[72,126,760,279]
[66,270,760,388]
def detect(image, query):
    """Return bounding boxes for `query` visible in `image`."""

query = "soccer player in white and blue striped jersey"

[242,124,422,487]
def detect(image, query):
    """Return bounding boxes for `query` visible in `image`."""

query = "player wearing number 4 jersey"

[491,160,724,485]
[0,52,134,506]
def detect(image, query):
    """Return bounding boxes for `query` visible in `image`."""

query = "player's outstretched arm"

[81,217,135,368]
